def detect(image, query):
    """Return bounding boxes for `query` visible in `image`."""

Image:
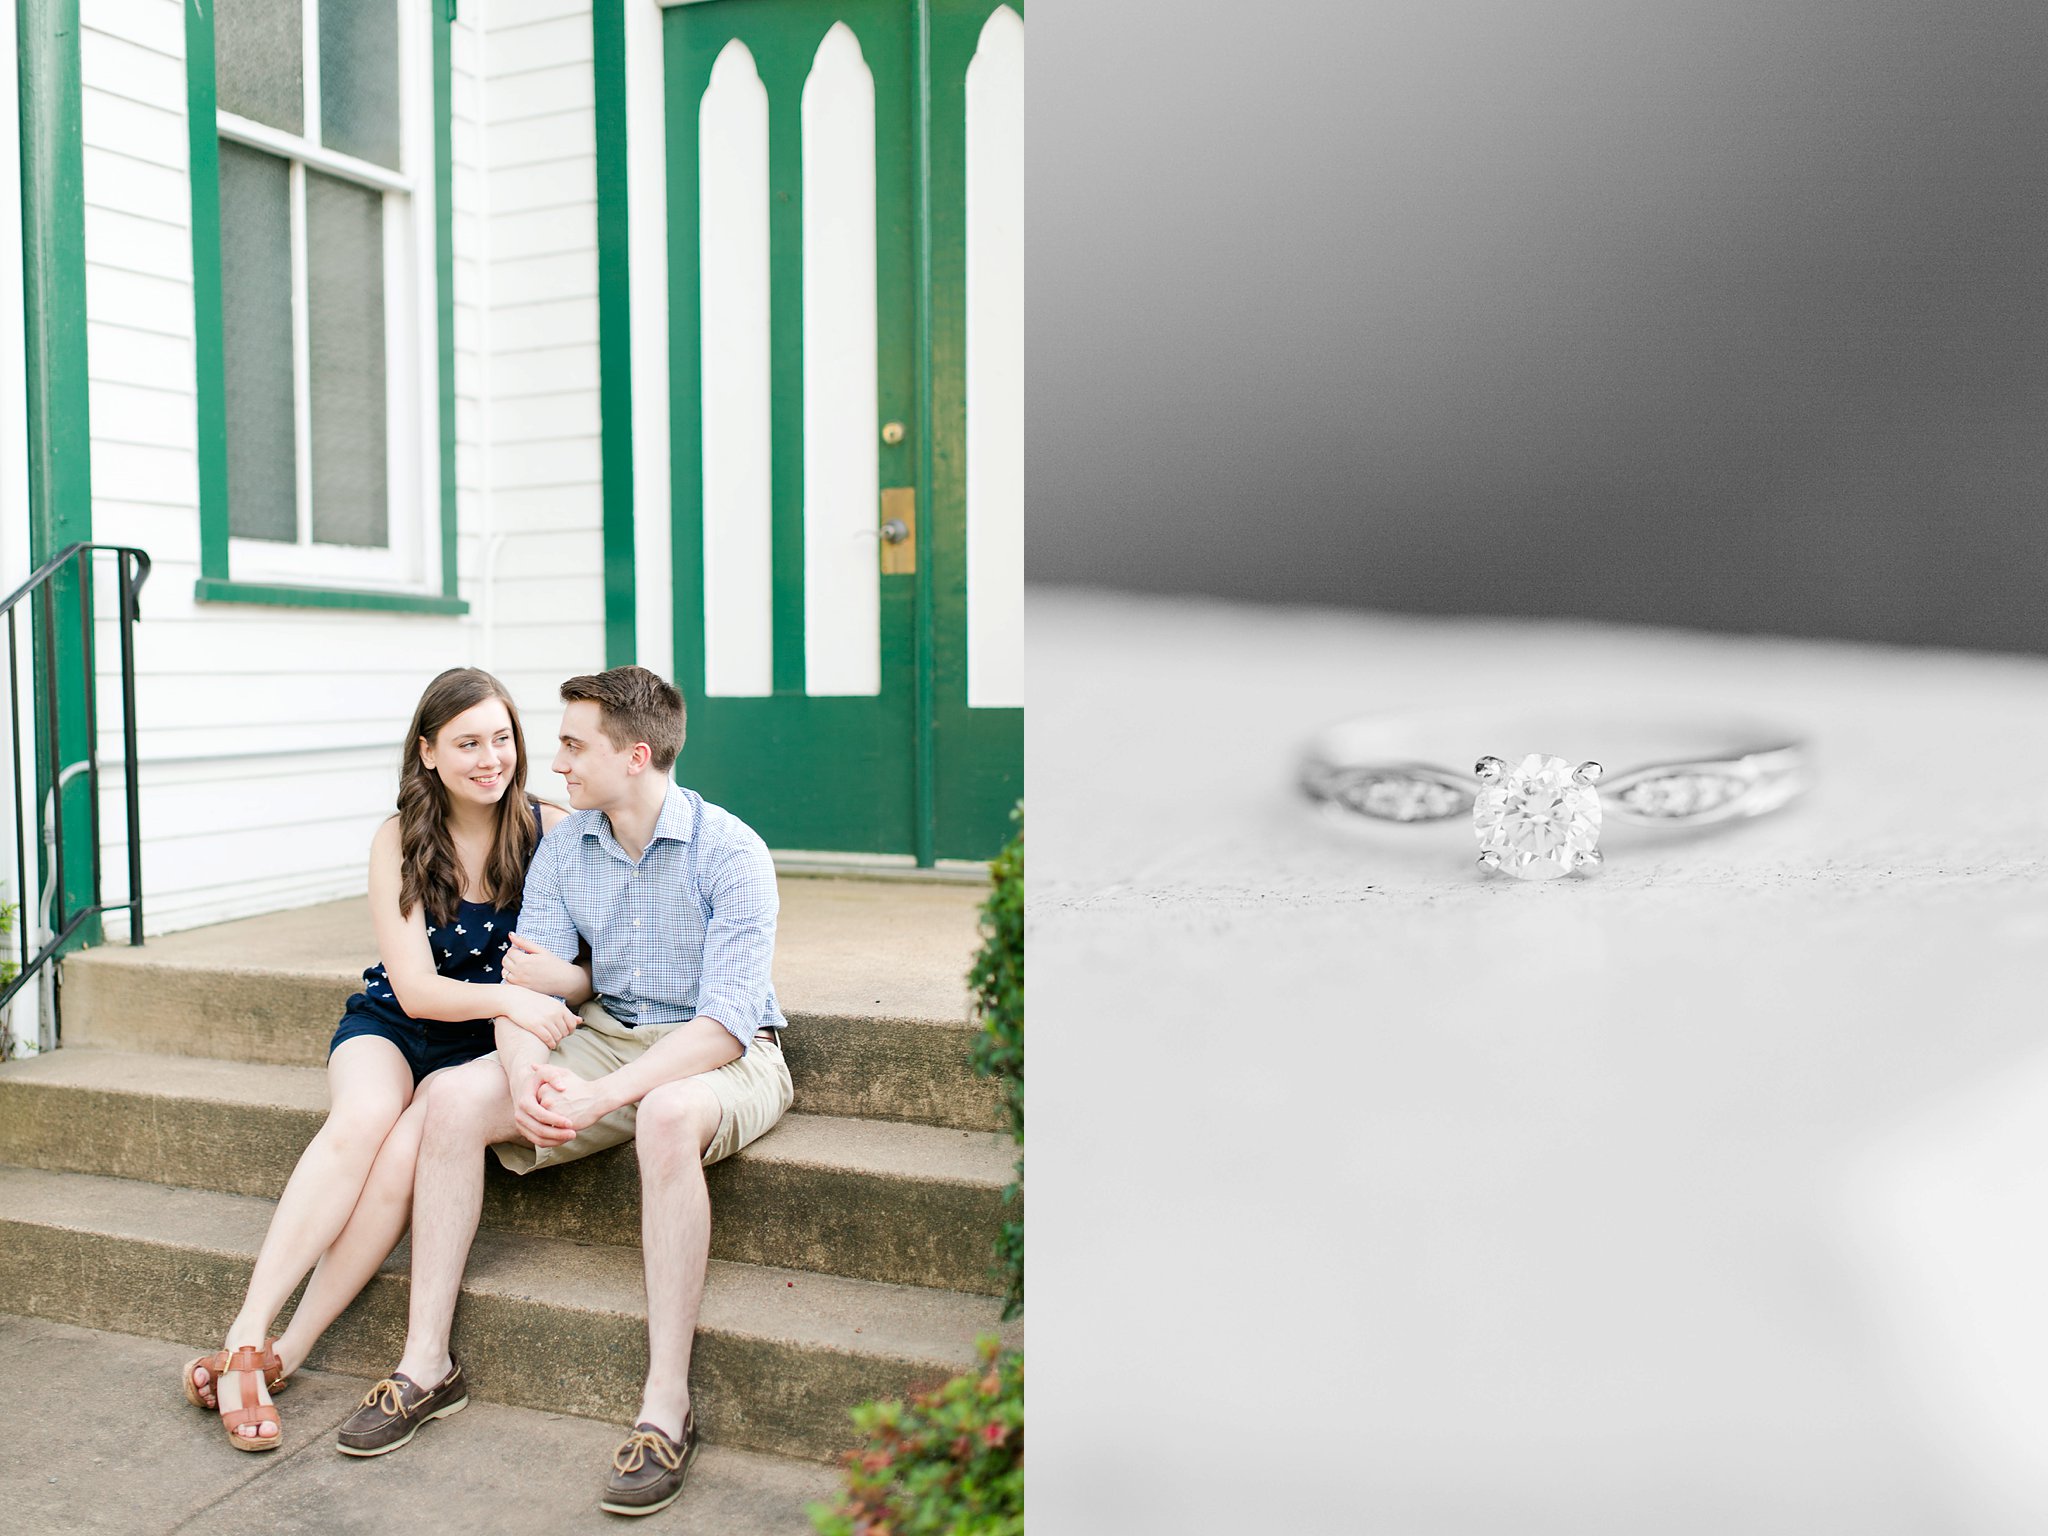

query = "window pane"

[305,172,389,549]
[215,0,304,136]
[218,142,297,543]
[321,0,402,170]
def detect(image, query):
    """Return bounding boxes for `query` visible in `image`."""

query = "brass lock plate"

[880,487,916,575]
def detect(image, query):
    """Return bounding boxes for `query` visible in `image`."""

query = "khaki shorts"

[488,999,793,1176]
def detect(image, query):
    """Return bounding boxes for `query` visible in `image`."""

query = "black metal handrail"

[0,541,151,1038]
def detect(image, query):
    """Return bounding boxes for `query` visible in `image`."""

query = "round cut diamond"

[1473,753,1601,880]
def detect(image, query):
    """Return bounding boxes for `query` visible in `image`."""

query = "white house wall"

[75,0,608,936]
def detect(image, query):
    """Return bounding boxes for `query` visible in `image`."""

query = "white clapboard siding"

[491,390,602,444]
[491,249,599,307]
[489,344,601,398]
[472,0,606,697]
[486,16,595,78]
[487,158,600,213]
[488,203,597,261]
[61,0,608,934]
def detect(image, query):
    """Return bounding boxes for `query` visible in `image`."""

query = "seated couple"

[182,663,791,1518]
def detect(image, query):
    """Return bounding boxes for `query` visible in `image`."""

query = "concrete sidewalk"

[0,1314,839,1535]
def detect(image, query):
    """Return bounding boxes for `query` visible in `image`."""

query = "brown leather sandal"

[182,1340,287,1411]
[218,1344,283,1452]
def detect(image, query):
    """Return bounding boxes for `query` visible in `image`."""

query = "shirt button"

[633,969,640,977]
[633,919,641,927]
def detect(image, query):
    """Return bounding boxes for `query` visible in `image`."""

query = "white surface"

[469,0,609,752]
[801,22,881,698]
[626,0,674,681]
[965,7,1025,709]
[698,39,774,698]
[1030,588,2048,1535]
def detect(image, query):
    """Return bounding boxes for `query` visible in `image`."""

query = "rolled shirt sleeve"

[691,836,780,1052]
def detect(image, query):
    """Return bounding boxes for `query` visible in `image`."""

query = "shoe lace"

[361,1378,409,1418]
[613,1430,682,1474]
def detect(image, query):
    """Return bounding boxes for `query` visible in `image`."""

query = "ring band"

[1298,712,1809,880]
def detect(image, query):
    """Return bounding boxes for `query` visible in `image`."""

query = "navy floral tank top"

[342,801,541,1035]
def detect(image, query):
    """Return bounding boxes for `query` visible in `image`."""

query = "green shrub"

[808,1334,1023,1536]
[967,807,1022,1318]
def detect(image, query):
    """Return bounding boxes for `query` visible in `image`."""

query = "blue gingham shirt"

[516,781,786,1052]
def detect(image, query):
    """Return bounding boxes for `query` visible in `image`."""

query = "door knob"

[879,518,909,544]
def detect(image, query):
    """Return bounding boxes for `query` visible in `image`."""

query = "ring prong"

[1576,848,1603,874]
[1475,756,1506,783]
[1478,850,1502,872]
[1573,760,1604,786]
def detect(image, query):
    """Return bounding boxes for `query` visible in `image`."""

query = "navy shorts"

[328,1011,496,1086]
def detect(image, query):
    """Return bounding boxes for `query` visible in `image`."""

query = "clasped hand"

[497,981,578,1048]
[502,931,584,996]
[512,1063,609,1148]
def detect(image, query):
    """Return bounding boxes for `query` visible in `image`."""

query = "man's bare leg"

[631,1077,724,1437]
[394,1057,519,1385]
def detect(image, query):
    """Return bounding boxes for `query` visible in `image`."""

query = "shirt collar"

[651,779,695,845]
[587,779,695,861]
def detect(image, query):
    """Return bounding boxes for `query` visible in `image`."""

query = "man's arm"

[510,828,582,981]
[532,838,777,1127]
[536,1016,742,1130]
[687,837,779,1056]
[495,1017,578,1146]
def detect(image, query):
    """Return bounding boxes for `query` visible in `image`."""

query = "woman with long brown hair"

[182,667,587,1450]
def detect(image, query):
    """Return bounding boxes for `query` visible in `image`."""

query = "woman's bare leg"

[213,1035,413,1442]
[269,1076,442,1374]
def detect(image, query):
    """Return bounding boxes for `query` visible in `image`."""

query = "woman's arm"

[367,817,577,1031]
[502,932,594,1005]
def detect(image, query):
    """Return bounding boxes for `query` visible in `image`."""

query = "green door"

[667,0,1024,864]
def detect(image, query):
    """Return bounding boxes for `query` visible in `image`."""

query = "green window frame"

[186,0,465,616]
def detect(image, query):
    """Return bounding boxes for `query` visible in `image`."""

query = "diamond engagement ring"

[1297,712,1809,880]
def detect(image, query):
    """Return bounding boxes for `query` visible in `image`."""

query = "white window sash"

[215,0,438,595]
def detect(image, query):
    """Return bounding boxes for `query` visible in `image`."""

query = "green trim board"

[186,0,463,614]
[433,0,458,598]
[191,579,469,615]
[185,0,230,585]
[18,0,101,946]
[592,0,637,666]
[926,0,1022,860]
[910,0,938,867]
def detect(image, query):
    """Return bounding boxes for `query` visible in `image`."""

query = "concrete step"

[0,1164,1017,1463]
[0,1048,1016,1296]
[63,881,1005,1132]
[1,1313,840,1535]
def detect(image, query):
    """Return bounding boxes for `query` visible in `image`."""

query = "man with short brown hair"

[557,665,686,773]
[337,665,792,1518]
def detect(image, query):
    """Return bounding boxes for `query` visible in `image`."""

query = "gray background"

[1029,0,2048,652]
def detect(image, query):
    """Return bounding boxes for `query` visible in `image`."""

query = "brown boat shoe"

[335,1359,469,1457]
[599,1412,699,1517]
